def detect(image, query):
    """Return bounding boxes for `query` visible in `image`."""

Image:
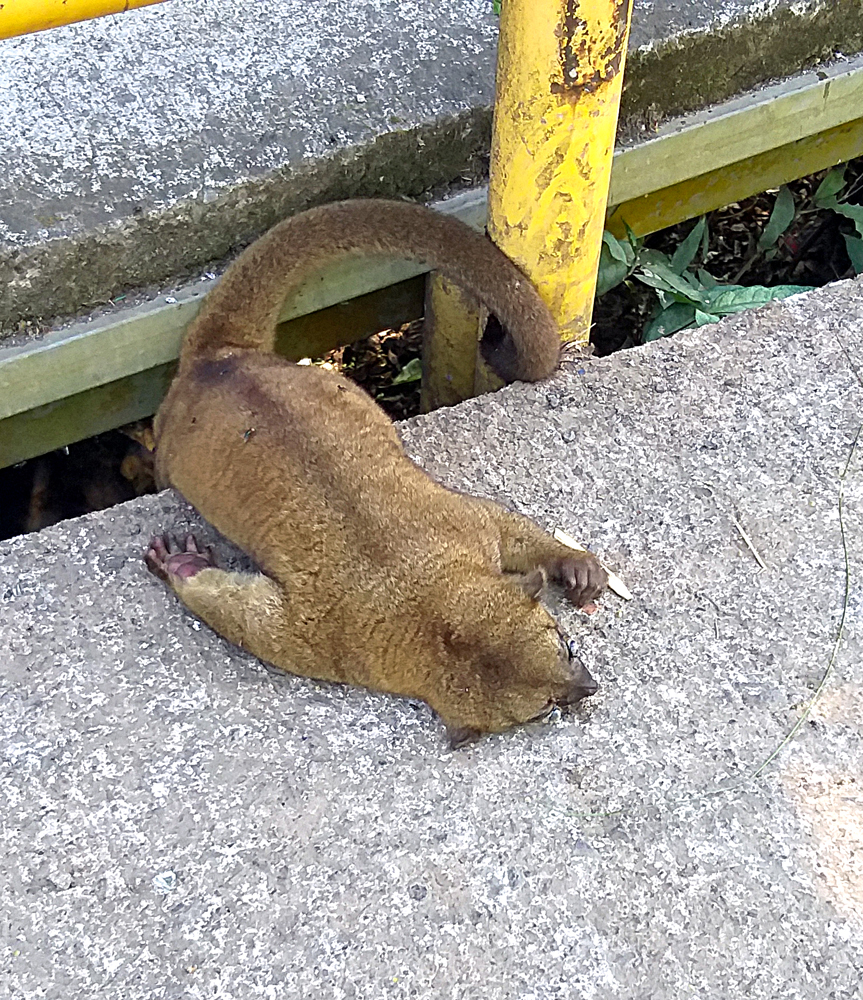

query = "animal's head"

[430,569,597,747]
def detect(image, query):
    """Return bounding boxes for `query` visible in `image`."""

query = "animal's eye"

[558,634,576,660]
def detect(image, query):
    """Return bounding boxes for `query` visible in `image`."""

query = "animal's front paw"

[558,552,608,608]
[145,533,216,583]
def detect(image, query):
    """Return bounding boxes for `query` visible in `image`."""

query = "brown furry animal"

[148,199,607,746]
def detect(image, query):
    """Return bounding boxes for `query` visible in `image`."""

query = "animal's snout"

[562,657,598,704]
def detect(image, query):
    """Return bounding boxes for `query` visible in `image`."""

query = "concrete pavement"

[2,274,861,998]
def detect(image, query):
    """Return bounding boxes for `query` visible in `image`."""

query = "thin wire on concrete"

[568,410,859,824]
[747,421,857,780]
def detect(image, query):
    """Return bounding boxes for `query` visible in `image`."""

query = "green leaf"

[813,166,847,207]
[845,234,863,275]
[492,0,502,13]
[697,268,718,289]
[694,309,721,327]
[637,248,671,268]
[636,260,707,305]
[596,241,631,297]
[758,186,796,251]
[391,357,423,385]
[830,201,863,236]
[700,217,711,261]
[602,230,633,266]
[671,217,707,275]
[642,302,696,342]
[640,282,813,343]
[704,283,813,315]
[642,303,697,342]
[622,220,642,252]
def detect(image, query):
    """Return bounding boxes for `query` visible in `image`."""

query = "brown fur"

[150,199,607,743]
[179,199,561,382]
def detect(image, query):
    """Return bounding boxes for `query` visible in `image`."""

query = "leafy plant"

[390,357,422,385]
[598,218,812,344]
[757,184,796,254]
[811,165,863,272]
[737,165,863,279]
[598,159,863,344]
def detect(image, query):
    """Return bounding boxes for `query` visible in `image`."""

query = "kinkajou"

[147,200,606,746]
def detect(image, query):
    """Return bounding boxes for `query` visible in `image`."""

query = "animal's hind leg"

[145,533,291,662]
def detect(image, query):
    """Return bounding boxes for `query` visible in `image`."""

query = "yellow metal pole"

[0,0,166,40]
[420,277,483,412]
[488,0,633,344]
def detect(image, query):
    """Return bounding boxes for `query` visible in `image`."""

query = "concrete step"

[2,274,861,997]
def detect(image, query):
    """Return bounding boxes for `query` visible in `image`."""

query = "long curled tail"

[180,199,561,382]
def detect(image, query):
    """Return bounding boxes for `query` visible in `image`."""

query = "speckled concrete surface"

[2,0,862,327]
[2,278,862,998]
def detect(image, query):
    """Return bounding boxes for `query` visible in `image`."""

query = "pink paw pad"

[145,533,216,582]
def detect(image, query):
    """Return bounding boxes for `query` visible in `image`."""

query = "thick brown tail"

[179,199,561,382]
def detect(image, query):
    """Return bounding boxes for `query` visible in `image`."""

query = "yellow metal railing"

[0,0,166,40]
[423,0,633,407]
[489,0,632,345]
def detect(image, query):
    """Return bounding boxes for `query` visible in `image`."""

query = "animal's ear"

[509,567,547,601]
[446,726,482,751]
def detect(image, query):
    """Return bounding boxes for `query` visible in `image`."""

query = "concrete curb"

[2,275,861,997]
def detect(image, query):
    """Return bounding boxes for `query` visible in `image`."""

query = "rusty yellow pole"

[488,0,633,344]
[0,0,166,40]
[420,277,484,412]
[422,0,632,409]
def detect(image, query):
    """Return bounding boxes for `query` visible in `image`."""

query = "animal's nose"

[563,658,598,703]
